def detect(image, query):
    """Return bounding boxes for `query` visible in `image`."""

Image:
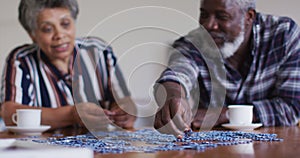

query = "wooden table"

[1,126,299,158]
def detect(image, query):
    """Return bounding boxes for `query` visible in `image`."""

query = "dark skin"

[200,0,255,71]
[154,0,256,136]
[154,82,192,135]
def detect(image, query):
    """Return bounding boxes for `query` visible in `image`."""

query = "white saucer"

[221,123,263,130]
[0,139,16,149]
[6,125,51,135]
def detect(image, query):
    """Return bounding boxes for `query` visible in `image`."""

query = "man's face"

[199,0,246,58]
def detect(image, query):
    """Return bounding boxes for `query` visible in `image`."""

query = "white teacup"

[12,109,41,127]
[227,105,253,125]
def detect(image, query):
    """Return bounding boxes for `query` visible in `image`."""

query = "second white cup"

[12,109,42,127]
[227,105,253,125]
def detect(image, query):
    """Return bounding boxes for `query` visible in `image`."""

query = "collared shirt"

[1,36,130,108]
[156,13,300,126]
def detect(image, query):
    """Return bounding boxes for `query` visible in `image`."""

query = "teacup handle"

[225,110,229,119]
[12,113,18,125]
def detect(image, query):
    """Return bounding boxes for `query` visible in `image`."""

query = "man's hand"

[154,97,193,136]
[153,82,192,136]
[191,107,229,130]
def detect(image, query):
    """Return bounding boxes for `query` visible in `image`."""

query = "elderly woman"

[0,0,136,131]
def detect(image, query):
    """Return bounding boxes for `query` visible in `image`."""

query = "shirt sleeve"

[88,38,134,112]
[0,47,33,105]
[156,38,200,99]
[103,43,131,101]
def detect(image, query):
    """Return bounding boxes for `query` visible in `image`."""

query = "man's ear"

[245,9,256,25]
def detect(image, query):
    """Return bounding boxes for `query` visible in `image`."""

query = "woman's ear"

[29,33,36,43]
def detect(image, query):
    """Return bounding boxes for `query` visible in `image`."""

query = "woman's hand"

[74,102,114,130]
[109,97,137,129]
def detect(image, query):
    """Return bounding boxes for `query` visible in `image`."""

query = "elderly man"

[154,0,300,135]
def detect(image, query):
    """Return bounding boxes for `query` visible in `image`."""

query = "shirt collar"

[37,46,77,80]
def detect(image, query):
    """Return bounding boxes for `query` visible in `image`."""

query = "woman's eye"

[61,19,71,29]
[41,26,53,33]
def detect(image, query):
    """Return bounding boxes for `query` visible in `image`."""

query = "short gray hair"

[18,0,79,34]
[234,0,256,12]
[201,0,256,12]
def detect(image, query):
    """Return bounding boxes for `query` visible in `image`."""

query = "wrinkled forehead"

[201,0,239,9]
[200,0,241,13]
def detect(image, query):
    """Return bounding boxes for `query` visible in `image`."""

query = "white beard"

[220,30,245,59]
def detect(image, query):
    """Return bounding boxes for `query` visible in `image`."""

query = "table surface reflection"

[0,126,299,158]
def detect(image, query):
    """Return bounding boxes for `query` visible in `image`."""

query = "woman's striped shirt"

[0,36,130,108]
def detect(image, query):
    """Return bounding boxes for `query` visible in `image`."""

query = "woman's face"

[30,8,76,63]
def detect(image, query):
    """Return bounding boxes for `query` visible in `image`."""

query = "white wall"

[0,0,299,127]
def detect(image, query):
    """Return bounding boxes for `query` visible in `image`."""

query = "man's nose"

[202,17,219,31]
